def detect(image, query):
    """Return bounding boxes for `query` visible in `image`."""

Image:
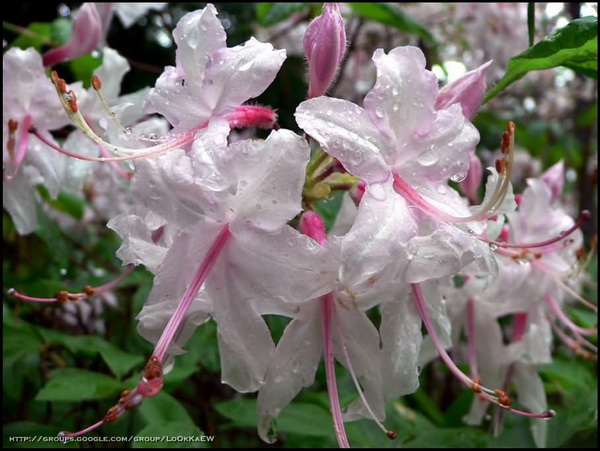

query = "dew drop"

[488,243,499,251]
[124,127,133,136]
[326,110,332,116]
[450,173,467,183]
[238,59,255,71]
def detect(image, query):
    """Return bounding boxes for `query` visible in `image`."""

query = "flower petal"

[364,47,437,150]
[228,129,309,233]
[295,97,391,184]
[334,308,386,422]
[230,225,338,307]
[208,255,276,392]
[257,301,322,443]
[203,38,286,117]
[380,291,422,398]
[2,170,38,235]
[340,181,417,302]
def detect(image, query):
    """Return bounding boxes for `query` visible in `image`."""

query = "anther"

[471,379,482,393]
[8,119,18,133]
[495,390,512,407]
[91,75,102,91]
[495,158,506,174]
[121,389,131,398]
[142,356,162,380]
[83,285,96,296]
[386,430,398,440]
[67,90,78,113]
[67,294,80,302]
[501,132,511,155]
[56,291,69,303]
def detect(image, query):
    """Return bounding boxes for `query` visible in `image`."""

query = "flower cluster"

[4,3,596,448]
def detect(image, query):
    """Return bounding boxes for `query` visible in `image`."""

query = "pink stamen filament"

[59,420,104,439]
[322,293,350,448]
[483,211,590,250]
[466,299,480,381]
[411,284,555,419]
[549,317,597,360]
[61,224,231,438]
[8,265,136,303]
[332,299,395,438]
[30,125,204,163]
[545,293,597,336]
[533,260,598,312]
[154,224,231,362]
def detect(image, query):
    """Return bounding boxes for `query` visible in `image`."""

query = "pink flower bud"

[541,160,564,202]
[459,153,483,204]
[43,3,103,67]
[304,3,346,98]
[435,60,492,120]
[226,105,277,129]
[299,211,327,245]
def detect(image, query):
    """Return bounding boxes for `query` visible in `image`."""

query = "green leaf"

[134,422,211,448]
[539,357,594,389]
[484,16,598,102]
[3,422,77,448]
[69,53,104,89]
[255,3,309,27]
[33,205,70,267]
[139,392,195,425]
[315,190,345,232]
[36,186,85,220]
[348,3,437,44]
[215,398,334,438]
[3,323,44,367]
[50,18,72,46]
[7,22,52,51]
[37,328,143,378]
[35,368,122,401]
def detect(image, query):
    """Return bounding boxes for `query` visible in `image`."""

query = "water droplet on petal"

[238,59,254,71]
[450,173,467,183]
[488,243,499,251]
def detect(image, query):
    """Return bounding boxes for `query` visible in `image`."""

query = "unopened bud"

[300,211,327,246]
[304,3,346,98]
[436,60,492,120]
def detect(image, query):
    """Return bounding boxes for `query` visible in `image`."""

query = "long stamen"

[332,301,397,440]
[322,293,350,448]
[483,211,590,250]
[30,125,202,163]
[549,317,597,360]
[534,260,598,312]
[60,224,231,438]
[545,294,597,337]
[154,224,231,361]
[393,122,515,225]
[8,265,135,304]
[50,71,204,159]
[91,75,130,136]
[411,284,555,419]
[466,299,480,382]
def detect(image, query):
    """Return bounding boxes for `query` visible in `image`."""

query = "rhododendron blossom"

[3,3,596,448]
